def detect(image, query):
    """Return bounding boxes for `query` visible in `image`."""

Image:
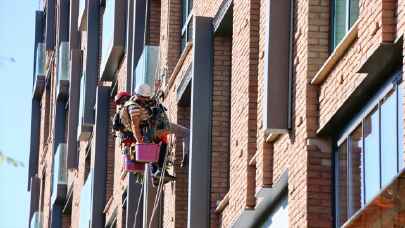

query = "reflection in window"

[363,108,379,203]
[349,125,362,214]
[335,72,403,227]
[381,90,397,187]
[337,141,348,226]
[332,0,359,49]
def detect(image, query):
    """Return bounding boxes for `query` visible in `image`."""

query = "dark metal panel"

[58,0,70,43]
[100,0,127,81]
[188,16,213,228]
[67,49,82,169]
[90,85,110,228]
[50,205,62,228]
[53,102,67,153]
[28,100,41,190]
[126,0,134,92]
[263,0,291,134]
[70,0,81,50]
[131,0,147,92]
[46,0,56,50]
[83,0,100,126]
[28,176,40,228]
[143,164,160,228]
[126,174,143,228]
[33,11,45,86]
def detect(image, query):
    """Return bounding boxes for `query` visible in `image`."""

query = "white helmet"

[135,83,153,98]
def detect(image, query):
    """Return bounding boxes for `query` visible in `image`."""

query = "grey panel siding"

[126,0,134,92]
[91,85,110,228]
[131,0,147,92]
[46,0,56,50]
[126,174,143,228]
[28,176,40,228]
[53,101,67,154]
[50,205,63,228]
[100,0,127,81]
[33,11,45,86]
[58,0,70,43]
[28,100,41,190]
[263,0,292,133]
[83,0,100,126]
[69,0,81,50]
[67,49,82,169]
[188,16,213,228]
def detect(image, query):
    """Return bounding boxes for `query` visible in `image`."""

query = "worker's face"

[136,95,150,103]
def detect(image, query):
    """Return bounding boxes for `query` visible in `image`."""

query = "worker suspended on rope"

[115,84,174,184]
[113,91,145,181]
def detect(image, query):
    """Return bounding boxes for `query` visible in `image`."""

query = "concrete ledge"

[233,171,288,228]
[164,42,193,96]
[311,20,359,85]
[215,192,230,213]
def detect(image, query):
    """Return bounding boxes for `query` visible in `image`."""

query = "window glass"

[102,0,114,66]
[381,90,397,187]
[349,0,359,27]
[332,0,359,48]
[259,194,288,228]
[363,108,380,204]
[337,140,348,226]
[333,0,347,48]
[398,86,404,170]
[349,125,362,213]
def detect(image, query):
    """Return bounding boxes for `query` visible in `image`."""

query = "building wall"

[29,0,405,228]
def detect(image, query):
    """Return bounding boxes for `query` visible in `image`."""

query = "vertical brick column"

[210,36,232,228]
[226,0,259,224]
[160,0,181,80]
[306,0,332,227]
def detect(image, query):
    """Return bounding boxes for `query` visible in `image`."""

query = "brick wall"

[31,0,405,227]
[210,36,232,228]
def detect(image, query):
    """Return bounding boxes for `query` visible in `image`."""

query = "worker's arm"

[129,107,144,143]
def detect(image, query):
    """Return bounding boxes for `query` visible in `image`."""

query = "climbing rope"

[148,137,173,228]
[133,181,144,228]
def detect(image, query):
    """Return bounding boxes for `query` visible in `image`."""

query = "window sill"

[265,131,284,144]
[311,20,359,85]
[163,42,193,97]
[215,192,230,213]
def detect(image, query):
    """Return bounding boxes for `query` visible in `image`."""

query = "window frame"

[181,0,193,52]
[334,70,403,227]
[330,0,359,50]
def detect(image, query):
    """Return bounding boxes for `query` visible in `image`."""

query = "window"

[334,71,403,227]
[181,0,193,51]
[259,192,288,228]
[331,0,359,49]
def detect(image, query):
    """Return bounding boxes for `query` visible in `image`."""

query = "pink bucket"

[135,143,160,163]
[122,155,145,173]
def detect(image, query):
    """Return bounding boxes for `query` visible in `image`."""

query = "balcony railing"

[100,0,125,81]
[30,211,42,228]
[135,45,160,91]
[51,143,67,205]
[33,43,46,99]
[78,0,87,31]
[57,42,69,101]
[78,73,93,141]
[79,171,93,228]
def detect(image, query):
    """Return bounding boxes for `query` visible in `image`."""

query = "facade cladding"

[27,0,405,227]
